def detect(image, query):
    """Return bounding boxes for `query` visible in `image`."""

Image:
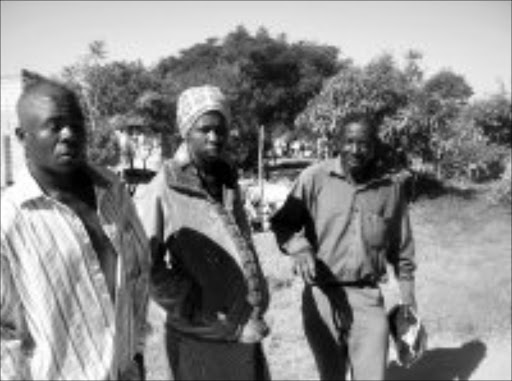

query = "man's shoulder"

[1,176,36,236]
[297,158,337,183]
[380,168,414,190]
[1,187,21,231]
[88,164,122,187]
[374,168,414,205]
[1,168,35,215]
[136,159,178,198]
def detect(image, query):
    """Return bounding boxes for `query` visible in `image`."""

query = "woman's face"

[186,111,228,163]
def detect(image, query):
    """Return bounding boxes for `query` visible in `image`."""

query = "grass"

[144,190,511,380]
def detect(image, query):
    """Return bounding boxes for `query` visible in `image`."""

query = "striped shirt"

[0,166,150,380]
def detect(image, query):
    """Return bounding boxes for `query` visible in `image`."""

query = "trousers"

[302,284,389,380]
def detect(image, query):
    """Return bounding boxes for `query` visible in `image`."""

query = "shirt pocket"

[362,211,390,250]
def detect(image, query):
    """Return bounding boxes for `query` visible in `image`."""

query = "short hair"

[16,69,82,126]
[338,111,381,139]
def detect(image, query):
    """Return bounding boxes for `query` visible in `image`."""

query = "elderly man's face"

[19,87,87,174]
[186,111,228,163]
[340,121,376,175]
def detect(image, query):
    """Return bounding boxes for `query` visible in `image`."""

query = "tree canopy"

[60,30,510,184]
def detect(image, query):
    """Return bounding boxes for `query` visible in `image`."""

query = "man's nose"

[59,125,80,141]
[348,143,360,154]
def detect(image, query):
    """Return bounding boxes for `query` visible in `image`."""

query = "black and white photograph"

[1,1,511,380]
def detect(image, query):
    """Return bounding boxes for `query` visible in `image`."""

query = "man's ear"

[15,127,26,141]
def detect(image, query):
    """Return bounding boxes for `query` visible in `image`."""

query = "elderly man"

[137,85,270,380]
[0,71,150,380]
[271,112,417,380]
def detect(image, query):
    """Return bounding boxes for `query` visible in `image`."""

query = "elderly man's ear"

[15,127,26,141]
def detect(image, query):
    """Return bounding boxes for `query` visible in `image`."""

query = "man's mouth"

[347,156,363,165]
[59,151,78,158]
[57,148,83,162]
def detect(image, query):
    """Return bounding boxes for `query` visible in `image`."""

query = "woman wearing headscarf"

[137,85,270,380]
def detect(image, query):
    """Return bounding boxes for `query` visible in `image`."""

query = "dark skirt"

[165,328,270,380]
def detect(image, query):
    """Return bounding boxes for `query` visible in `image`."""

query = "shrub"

[488,155,512,205]
[440,115,509,181]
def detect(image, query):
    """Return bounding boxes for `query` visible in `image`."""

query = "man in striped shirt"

[0,70,150,380]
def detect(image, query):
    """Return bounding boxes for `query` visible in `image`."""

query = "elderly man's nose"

[59,125,80,141]
[348,143,358,154]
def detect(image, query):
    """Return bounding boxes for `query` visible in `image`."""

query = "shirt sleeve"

[270,171,316,257]
[1,237,31,381]
[388,180,417,306]
[121,184,151,357]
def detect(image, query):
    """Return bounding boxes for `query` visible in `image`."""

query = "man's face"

[340,121,376,175]
[186,111,228,163]
[19,89,87,175]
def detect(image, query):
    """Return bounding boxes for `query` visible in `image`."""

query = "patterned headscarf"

[176,85,230,138]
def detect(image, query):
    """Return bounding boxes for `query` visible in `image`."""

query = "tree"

[467,91,512,147]
[60,40,107,131]
[439,110,507,180]
[60,42,176,166]
[134,90,178,158]
[296,53,412,161]
[153,25,342,169]
[423,69,473,102]
[86,120,121,167]
[415,70,474,178]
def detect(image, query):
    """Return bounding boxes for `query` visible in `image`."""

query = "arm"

[1,239,31,380]
[270,175,316,257]
[270,174,318,283]
[388,183,417,308]
[121,185,151,373]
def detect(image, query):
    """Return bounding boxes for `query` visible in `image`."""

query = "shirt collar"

[166,143,237,202]
[10,163,113,208]
[328,156,394,189]
[327,157,346,178]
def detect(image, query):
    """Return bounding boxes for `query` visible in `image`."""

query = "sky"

[1,1,511,98]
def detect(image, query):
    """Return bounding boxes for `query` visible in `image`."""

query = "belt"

[337,279,378,288]
[315,277,379,289]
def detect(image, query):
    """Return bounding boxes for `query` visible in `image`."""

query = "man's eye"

[46,120,62,131]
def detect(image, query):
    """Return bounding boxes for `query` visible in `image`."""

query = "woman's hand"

[238,319,270,344]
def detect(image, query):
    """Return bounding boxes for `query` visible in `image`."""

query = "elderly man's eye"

[45,119,62,131]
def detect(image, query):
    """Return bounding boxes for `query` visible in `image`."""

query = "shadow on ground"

[386,339,487,380]
[409,175,480,202]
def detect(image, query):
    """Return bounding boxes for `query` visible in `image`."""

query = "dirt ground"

[144,192,511,380]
